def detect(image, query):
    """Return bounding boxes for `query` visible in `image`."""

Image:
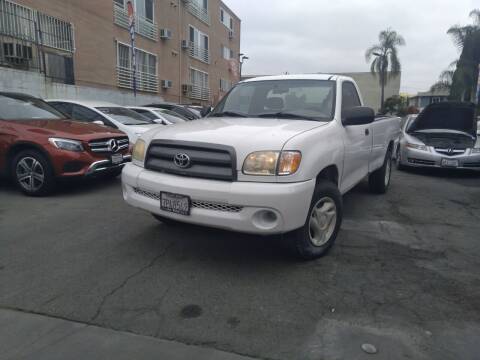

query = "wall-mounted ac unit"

[162,80,173,89]
[160,29,172,40]
[228,30,234,40]
[181,40,189,49]
[182,84,192,94]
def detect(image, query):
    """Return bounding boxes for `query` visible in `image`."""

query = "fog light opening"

[252,210,279,230]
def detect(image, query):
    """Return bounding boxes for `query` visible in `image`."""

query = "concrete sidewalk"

[0,309,257,360]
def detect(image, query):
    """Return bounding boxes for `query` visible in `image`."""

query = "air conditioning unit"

[160,29,172,40]
[181,40,189,49]
[161,80,173,89]
[182,84,192,94]
[228,30,234,40]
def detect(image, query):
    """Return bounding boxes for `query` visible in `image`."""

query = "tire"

[11,149,55,196]
[151,213,180,226]
[395,147,406,171]
[369,148,392,194]
[285,180,343,260]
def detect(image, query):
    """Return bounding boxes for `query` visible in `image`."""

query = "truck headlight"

[48,138,84,152]
[132,139,146,165]
[243,151,301,176]
[406,143,428,151]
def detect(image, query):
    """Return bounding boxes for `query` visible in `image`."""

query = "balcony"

[113,3,157,41]
[186,1,209,25]
[188,84,210,101]
[189,41,209,64]
[116,66,158,93]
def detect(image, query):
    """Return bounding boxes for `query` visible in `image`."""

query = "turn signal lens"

[278,151,302,175]
[132,139,146,164]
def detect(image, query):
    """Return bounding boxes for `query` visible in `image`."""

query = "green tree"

[430,61,457,94]
[448,9,480,102]
[365,29,406,111]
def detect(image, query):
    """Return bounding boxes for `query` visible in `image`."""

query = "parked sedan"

[48,100,159,143]
[396,102,480,170]
[144,103,200,120]
[128,107,186,125]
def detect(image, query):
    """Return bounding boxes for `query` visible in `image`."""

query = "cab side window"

[341,82,361,115]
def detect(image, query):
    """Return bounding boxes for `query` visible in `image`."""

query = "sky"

[226,0,478,94]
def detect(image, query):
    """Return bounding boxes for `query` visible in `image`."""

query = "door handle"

[365,129,370,136]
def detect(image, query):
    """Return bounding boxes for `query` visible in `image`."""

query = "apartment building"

[0,0,241,105]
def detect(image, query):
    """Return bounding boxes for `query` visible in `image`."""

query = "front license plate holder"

[441,158,459,168]
[160,192,191,216]
[111,153,123,165]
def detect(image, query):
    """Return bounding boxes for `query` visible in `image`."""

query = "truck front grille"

[132,187,243,213]
[89,137,129,153]
[145,140,236,181]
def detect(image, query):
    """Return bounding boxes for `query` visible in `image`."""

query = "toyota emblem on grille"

[108,139,119,152]
[173,153,191,168]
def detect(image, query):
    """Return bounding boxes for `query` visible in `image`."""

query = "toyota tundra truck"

[122,75,401,259]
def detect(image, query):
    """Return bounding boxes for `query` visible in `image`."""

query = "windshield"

[155,108,189,121]
[96,107,152,125]
[153,110,185,124]
[0,94,64,120]
[210,80,336,121]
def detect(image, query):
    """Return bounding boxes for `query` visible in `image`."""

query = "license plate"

[160,192,191,216]
[111,153,123,165]
[441,159,459,168]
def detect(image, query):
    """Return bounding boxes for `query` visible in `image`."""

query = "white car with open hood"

[122,74,401,259]
[396,102,480,170]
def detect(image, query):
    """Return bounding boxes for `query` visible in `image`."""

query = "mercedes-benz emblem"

[173,153,191,168]
[108,139,119,152]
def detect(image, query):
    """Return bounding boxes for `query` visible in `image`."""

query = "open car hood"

[409,102,477,138]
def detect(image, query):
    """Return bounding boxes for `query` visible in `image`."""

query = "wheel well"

[6,143,52,173]
[316,165,339,186]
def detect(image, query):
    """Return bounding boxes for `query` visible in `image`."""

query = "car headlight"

[406,143,428,151]
[132,139,146,165]
[243,151,301,176]
[471,148,480,154]
[48,138,84,152]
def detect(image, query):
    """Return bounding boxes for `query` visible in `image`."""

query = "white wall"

[0,67,164,106]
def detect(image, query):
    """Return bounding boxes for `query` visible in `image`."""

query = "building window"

[220,78,231,92]
[189,68,210,101]
[116,42,158,92]
[220,8,233,30]
[186,0,209,25]
[113,0,157,41]
[221,45,234,60]
[189,25,209,63]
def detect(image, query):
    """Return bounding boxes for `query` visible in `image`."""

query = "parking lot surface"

[1,169,480,360]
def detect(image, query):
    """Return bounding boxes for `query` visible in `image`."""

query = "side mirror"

[93,120,105,126]
[342,106,375,126]
[200,106,212,117]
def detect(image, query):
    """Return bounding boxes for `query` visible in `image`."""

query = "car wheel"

[285,180,343,260]
[151,213,180,226]
[12,150,55,196]
[369,148,392,194]
[395,147,406,171]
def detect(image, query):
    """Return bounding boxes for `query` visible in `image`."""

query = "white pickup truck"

[122,75,401,259]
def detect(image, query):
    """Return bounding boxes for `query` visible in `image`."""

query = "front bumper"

[399,146,480,170]
[122,163,315,235]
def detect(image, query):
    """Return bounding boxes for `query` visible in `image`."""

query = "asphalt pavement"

[1,168,479,360]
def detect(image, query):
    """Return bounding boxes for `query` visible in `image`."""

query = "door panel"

[341,124,372,192]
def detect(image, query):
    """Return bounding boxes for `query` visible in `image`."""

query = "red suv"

[0,93,131,196]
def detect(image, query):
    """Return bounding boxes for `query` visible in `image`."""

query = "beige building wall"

[13,0,241,105]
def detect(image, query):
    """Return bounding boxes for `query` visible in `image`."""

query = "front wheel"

[11,150,55,196]
[368,148,392,194]
[285,180,343,260]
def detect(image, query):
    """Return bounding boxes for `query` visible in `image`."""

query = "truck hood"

[147,117,327,153]
[409,102,477,138]
[6,119,126,141]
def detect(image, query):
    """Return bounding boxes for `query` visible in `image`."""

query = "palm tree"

[430,61,457,93]
[447,9,480,101]
[365,29,406,111]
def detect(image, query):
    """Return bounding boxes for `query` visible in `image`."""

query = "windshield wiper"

[210,111,248,118]
[256,112,319,121]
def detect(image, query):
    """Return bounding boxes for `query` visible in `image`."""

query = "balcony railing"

[0,0,74,52]
[188,84,210,101]
[113,3,157,41]
[189,41,209,63]
[186,1,209,25]
[117,66,159,93]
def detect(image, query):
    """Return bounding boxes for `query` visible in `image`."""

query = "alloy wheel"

[309,197,337,247]
[16,157,45,192]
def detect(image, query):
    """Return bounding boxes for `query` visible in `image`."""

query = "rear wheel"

[11,150,55,196]
[285,180,343,260]
[369,148,392,194]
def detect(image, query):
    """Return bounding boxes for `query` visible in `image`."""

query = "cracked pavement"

[1,168,480,359]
